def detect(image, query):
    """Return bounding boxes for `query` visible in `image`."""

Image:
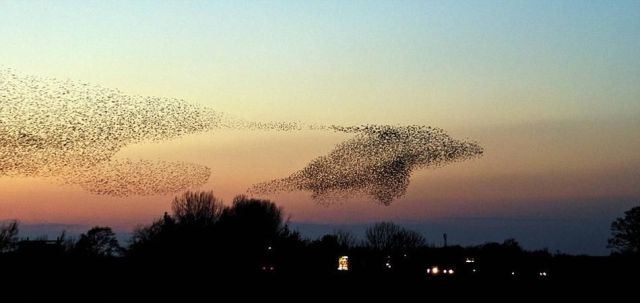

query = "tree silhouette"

[219,195,284,241]
[501,238,523,252]
[127,191,297,275]
[608,205,640,255]
[130,218,164,250]
[171,190,223,226]
[335,230,357,250]
[3,189,636,298]
[75,226,122,257]
[0,220,18,253]
[129,191,223,257]
[365,222,425,252]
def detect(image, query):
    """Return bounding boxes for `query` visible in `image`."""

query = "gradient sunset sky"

[1,0,639,254]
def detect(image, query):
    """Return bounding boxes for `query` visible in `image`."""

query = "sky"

[1,0,639,255]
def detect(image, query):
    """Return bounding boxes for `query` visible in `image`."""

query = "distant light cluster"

[0,68,483,204]
[250,125,483,205]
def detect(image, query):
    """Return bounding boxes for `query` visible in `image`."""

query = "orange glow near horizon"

[1,118,638,229]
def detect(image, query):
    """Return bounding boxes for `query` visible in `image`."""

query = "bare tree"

[172,191,224,226]
[365,222,425,252]
[335,230,357,249]
[0,220,19,253]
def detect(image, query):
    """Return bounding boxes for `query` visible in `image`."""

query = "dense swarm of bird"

[0,68,482,203]
[0,68,223,195]
[69,159,211,197]
[250,125,483,205]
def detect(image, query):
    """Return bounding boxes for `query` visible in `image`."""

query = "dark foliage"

[75,226,122,257]
[609,205,640,255]
[1,193,639,300]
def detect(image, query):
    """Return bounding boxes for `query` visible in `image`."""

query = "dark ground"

[2,250,637,301]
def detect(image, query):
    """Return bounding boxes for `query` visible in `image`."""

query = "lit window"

[337,256,349,271]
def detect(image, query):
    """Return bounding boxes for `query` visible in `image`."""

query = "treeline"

[0,191,541,264]
[1,191,639,300]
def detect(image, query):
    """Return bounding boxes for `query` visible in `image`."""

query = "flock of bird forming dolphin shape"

[0,68,483,205]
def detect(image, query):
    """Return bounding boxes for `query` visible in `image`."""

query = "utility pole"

[443,233,448,247]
